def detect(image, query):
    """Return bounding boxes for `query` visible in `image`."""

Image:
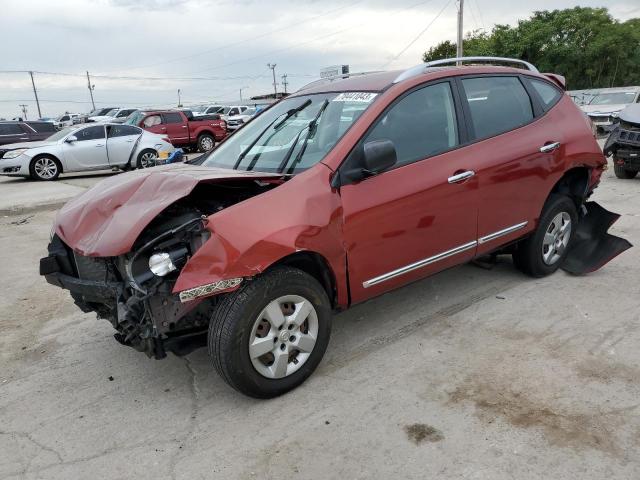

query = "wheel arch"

[266,251,338,309]
[30,152,64,173]
[548,166,590,209]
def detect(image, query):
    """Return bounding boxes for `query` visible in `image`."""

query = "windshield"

[202,92,378,174]
[45,127,75,142]
[590,92,637,106]
[125,111,146,126]
[244,108,257,116]
[104,108,118,117]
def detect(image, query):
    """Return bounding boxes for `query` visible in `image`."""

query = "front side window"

[462,76,533,139]
[27,122,56,133]
[529,79,562,111]
[143,115,161,128]
[363,82,459,167]
[202,92,378,174]
[75,126,105,141]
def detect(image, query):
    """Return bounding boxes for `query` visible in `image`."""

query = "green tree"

[421,7,640,89]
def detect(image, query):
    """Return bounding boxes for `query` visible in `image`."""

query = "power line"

[189,0,437,76]
[381,0,453,68]
[103,0,365,73]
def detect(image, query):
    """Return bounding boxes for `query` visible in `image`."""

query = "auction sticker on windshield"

[332,92,378,103]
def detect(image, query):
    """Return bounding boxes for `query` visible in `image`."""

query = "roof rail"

[393,56,539,83]
[296,71,382,92]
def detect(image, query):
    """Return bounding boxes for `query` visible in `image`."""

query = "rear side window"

[163,112,183,124]
[27,122,56,133]
[529,79,562,112]
[75,126,105,141]
[364,82,459,167]
[462,76,533,139]
[0,124,24,135]
[108,125,140,138]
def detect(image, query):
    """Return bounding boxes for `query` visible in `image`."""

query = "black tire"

[29,155,61,181]
[197,134,215,152]
[208,266,332,398]
[513,194,578,277]
[136,149,157,169]
[613,163,638,179]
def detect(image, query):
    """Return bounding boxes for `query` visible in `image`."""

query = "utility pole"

[86,71,96,110]
[239,86,249,102]
[456,0,464,64]
[177,89,182,107]
[29,71,42,118]
[19,104,28,120]
[267,63,277,97]
[281,74,289,94]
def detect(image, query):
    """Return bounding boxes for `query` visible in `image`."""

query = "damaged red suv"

[41,57,631,398]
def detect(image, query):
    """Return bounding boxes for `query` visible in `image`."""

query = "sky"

[0,0,638,119]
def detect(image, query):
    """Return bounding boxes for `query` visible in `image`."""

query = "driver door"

[340,81,479,303]
[62,125,109,170]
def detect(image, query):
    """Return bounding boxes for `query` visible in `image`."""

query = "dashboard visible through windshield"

[202,92,378,174]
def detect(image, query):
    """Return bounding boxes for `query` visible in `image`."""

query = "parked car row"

[569,86,640,136]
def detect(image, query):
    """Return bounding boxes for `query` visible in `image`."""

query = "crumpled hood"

[581,104,628,116]
[55,163,282,257]
[619,104,640,125]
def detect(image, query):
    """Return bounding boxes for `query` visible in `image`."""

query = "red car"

[126,110,227,152]
[41,57,631,398]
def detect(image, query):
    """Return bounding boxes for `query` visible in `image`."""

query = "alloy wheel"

[248,295,319,379]
[542,211,572,265]
[140,151,157,168]
[200,136,214,151]
[34,157,58,180]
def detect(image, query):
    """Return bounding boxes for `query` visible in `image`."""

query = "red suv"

[41,58,630,398]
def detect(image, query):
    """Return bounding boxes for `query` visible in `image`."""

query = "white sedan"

[0,123,174,181]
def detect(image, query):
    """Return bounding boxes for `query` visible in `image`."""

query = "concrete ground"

[0,160,639,479]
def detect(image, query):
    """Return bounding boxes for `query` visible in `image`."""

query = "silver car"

[0,123,174,181]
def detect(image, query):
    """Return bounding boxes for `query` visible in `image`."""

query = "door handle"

[448,170,475,184]
[181,125,187,129]
[95,144,104,147]
[539,141,560,153]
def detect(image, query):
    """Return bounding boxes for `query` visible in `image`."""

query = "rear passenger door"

[106,125,141,166]
[457,75,562,255]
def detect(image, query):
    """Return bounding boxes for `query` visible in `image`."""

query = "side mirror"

[332,139,398,188]
[362,139,397,175]
[66,135,78,143]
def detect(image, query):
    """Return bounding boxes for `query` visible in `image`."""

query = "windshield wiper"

[277,99,330,174]
[233,99,312,170]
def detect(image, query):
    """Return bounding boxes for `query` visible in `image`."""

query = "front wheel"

[513,194,577,277]
[208,267,332,398]
[29,155,61,181]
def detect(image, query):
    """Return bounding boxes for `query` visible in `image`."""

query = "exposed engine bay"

[40,178,283,359]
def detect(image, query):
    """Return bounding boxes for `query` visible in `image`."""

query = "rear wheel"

[208,266,332,398]
[513,194,577,277]
[29,155,61,181]
[136,149,157,169]
[197,134,215,152]
[613,162,638,179]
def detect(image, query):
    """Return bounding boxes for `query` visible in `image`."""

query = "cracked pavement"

[1,161,639,479]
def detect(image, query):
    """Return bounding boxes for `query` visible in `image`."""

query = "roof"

[293,65,548,96]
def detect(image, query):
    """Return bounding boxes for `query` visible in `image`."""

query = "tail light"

[220,121,227,130]
[162,136,171,143]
